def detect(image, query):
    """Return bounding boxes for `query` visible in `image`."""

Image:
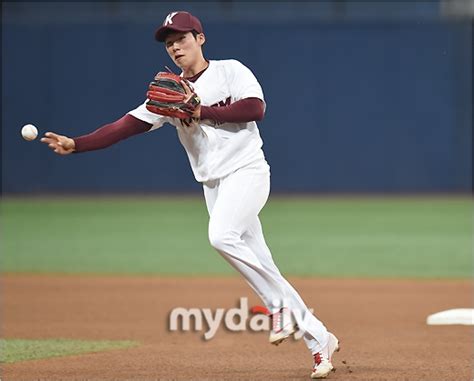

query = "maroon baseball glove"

[145,72,201,119]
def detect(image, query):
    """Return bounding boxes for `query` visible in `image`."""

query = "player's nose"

[170,41,180,51]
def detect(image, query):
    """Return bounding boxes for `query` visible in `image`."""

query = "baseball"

[21,124,38,141]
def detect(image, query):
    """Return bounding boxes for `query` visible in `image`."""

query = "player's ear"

[197,33,205,46]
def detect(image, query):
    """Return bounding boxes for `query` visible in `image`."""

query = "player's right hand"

[41,132,75,155]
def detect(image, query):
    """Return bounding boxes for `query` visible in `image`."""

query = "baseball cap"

[155,11,203,42]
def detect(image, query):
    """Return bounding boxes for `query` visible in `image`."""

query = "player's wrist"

[70,137,81,153]
[67,137,75,149]
[194,105,201,119]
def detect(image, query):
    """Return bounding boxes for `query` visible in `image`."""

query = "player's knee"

[208,229,237,252]
[208,230,226,251]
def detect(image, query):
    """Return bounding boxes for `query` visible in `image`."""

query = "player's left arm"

[177,60,265,126]
[199,98,265,123]
[200,59,265,124]
[179,75,264,124]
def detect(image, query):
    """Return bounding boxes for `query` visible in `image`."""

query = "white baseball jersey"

[130,58,330,354]
[128,59,267,182]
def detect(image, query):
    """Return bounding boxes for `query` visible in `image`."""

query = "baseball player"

[41,11,339,379]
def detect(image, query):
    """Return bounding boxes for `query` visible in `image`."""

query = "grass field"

[0,339,138,363]
[1,196,471,278]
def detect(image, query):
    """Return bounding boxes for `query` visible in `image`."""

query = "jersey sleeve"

[227,60,265,103]
[127,101,172,131]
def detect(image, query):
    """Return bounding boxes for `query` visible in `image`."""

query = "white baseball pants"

[203,159,329,353]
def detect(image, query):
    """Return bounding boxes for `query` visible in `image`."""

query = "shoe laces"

[313,351,329,368]
[313,352,323,366]
[272,308,283,332]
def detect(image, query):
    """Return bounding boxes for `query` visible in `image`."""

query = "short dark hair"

[163,29,200,42]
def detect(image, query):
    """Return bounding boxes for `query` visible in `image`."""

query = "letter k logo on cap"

[155,11,203,42]
[164,12,178,26]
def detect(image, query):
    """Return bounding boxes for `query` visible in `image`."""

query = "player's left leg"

[242,204,340,379]
[205,160,330,353]
[242,217,331,353]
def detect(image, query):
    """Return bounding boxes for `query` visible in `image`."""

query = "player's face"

[165,31,204,69]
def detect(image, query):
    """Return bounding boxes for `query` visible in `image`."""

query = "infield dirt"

[2,275,472,380]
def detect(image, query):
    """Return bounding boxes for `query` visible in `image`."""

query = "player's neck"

[182,57,209,78]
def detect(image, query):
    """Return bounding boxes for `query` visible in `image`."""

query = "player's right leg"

[203,165,287,308]
[203,167,338,377]
[203,165,329,350]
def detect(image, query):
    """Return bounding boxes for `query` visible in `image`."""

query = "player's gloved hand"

[181,79,201,119]
[41,132,75,155]
[145,72,201,120]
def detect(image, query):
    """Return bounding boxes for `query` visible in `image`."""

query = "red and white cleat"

[268,307,297,345]
[311,332,340,379]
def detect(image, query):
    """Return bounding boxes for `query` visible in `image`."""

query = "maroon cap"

[155,11,203,42]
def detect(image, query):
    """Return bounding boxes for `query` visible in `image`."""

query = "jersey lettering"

[128,60,265,182]
[211,97,232,108]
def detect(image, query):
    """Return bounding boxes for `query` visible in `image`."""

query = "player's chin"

[174,57,186,68]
